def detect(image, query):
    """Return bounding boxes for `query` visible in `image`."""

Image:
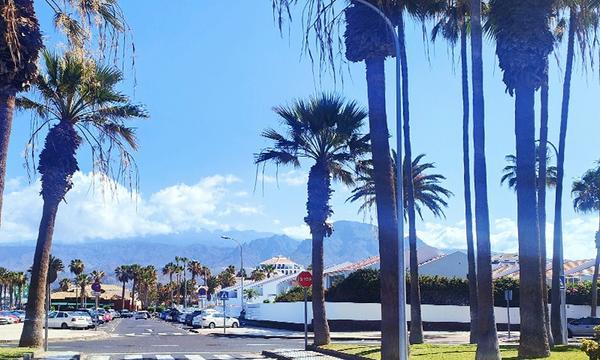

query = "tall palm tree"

[178,257,189,307]
[75,273,91,309]
[572,165,600,316]
[128,264,141,311]
[343,3,401,355]
[251,268,267,281]
[431,1,479,343]
[13,272,26,308]
[489,0,553,356]
[138,265,157,309]
[0,267,7,309]
[260,264,276,278]
[47,255,63,285]
[58,278,70,292]
[18,52,146,348]
[0,0,42,229]
[256,94,369,346]
[470,0,500,355]
[162,262,176,306]
[90,270,105,283]
[500,152,558,190]
[115,265,130,311]
[68,259,84,308]
[188,260,202,283]
[200,266,211,286]
[218,270,236,288]
[552,0,599,342]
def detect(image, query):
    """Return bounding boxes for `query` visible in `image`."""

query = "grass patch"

[0,347,35,359]
[321,344,586,360]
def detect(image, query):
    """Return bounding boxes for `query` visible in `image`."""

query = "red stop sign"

[297,271,313,287]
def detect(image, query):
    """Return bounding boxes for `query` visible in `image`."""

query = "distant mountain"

[0,220,443,284]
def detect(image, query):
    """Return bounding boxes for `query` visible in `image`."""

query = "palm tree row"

[0,267,27,309]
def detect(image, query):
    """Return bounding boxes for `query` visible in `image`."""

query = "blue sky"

[1,1,598,259]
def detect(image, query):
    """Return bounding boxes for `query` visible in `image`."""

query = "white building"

[259,256,304,276]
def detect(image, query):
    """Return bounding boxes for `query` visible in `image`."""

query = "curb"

[0,333,107,345]
[209,332,380,341]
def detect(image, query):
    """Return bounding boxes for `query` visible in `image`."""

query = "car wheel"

[208,322,216,329]
[61,323,68,329]
[232,322,239,328]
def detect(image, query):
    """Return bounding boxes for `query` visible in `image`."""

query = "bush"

[275,286,312,302]
[326,269,380,303]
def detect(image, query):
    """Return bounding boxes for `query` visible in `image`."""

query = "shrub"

[275,286,312,302]
[326,269,380,303]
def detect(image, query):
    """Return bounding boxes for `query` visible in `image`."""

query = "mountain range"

[0,220,444,284]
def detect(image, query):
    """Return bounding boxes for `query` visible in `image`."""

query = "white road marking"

[158,332,168,336]
[88,356,110,360]
[122,355,143,360]
[171,332,184,335]
[146,328,154,332]
[184,356,206,360]
[212,355,233,359]
[154,356,175,360]
[151,345,179,347]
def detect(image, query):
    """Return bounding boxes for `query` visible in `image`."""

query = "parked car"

[568,317,600,337]
[10,310,25,322]
[192,311,238,329]
[119,309,133,318]
[185,310,204,326]
[168,308,182,322]
[96,309,112,322]
[46,311,89,329]
[0,315,11,325]
[78,309,102,325]
[0,311,19,324]
[109,309,120,319]
[159,310,170,320]
[134,311,149,320]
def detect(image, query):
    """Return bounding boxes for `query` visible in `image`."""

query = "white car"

[47,311,90,329]
[192,312,239,329]
[134,311,149,320]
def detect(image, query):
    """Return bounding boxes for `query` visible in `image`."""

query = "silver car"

[567,317,600,337]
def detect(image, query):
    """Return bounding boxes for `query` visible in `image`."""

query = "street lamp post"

[221,236,244,313]
[351,1,407,359]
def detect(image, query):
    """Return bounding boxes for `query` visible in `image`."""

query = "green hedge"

[274,269,598,306]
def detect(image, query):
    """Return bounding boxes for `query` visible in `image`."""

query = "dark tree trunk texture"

[553,11,576,326]
[470,0,500,357]
[0,94,15,229]
[515,85,550,358]
[538,63,553,346]
[397,11,423,345]
[305,160,332,346]
[365,56,401,359]
[461,25,479,345]
[19,199,60,347]
[121,281,126,311]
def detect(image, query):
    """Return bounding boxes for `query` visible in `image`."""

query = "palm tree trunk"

[470,0,500,357]
[306,161,331,346]
[365,55,400,359]
[121,281,126,311]
[552,9,575,336]
[538,63,553,346]
[515,84,550,358]
[81,284,85,308]
[397,10,423,345]
[19,199,60,348]
[169,274,174,306]
[460,25,478,345]
[592,246,600,317]
[9,285,13,308]
[132,280,137,310]
[0,94,15,230]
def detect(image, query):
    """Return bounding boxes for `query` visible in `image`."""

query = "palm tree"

[572,165,600,316]
[13,272,26,308]
[343,3,402,355]
[471,0,500,355]
[500,152,558,190]
[68,259,84,308]
[128,264,141,311]
[138,266,157,309]
[115,265,130,311]
[552,0,599,343]
[178,257,189,307]
[348,152,453,218]
[188,260,202,284]
[489,0,553,356]
[431,1,479,343]
[90,270,105,283]
[200,266,211,286]
[75,273,91,309]
[0,267,7,309]
[0,0,42,230]
[256,93,368,346]
[260,265,276,278]
[251,268,267,281]
[17,51,146,348]
[218,270,236,288]
[244,288,260,302]
[58,278,70,292]
[350,152,452,343]
[162,262,176,306]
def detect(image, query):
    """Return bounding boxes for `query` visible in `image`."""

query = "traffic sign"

[91,291,101,297]
[198,288,207,296]
[297,271,313,288]
[219,291,229,300]
[559,275,566,290]
[91,281,101,292]
[504,289,513,301]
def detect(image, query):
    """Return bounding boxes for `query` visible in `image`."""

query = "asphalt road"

[47,318,305,359]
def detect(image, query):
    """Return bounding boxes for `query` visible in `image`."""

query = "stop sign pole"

[297,271,312,350]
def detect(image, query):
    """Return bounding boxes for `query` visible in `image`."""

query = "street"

[45,318,306,359]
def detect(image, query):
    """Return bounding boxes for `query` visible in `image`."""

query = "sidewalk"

[263,349,342,360]
[192,326,380,341]
[0,323,108,344]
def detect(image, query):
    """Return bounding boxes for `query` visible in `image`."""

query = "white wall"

[245,302,598,325]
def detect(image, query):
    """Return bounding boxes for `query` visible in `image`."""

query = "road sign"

[297,271,313,288]
[559,275,566,290]
[504,290,513,301]
[91,291,101,297]
[198,288,207,296]
[219,291,229,300]
[91,281,101,292]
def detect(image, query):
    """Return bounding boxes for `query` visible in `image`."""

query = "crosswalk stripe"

[122,355,143,360]
[212,355,234,359]
[184,355,206,360]
[154,356,174,360]
[89,356,110,360]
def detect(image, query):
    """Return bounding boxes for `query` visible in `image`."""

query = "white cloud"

[257,170,308,187]
[282,224,311,239]
[0,172,262,244]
